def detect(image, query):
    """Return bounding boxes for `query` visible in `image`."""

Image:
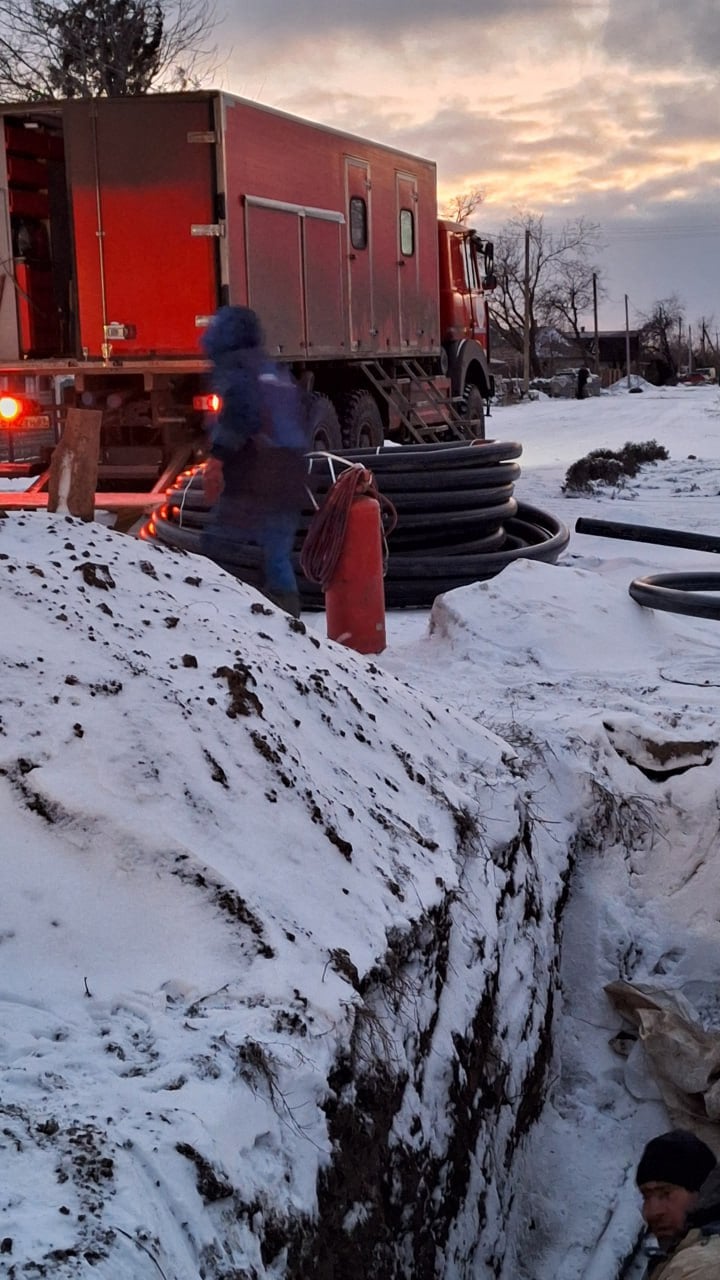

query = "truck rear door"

[244,197,346,359]
[345,158,374,350]
[64,95,220,357]
[396,171,422,349]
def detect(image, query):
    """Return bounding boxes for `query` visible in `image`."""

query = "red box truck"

[0,91,495,485]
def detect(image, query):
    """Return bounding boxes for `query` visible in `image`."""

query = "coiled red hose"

[300,463,398,592]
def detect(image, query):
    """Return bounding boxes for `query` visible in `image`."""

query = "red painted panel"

[345,158,373,351]
[396,172,420,347]
[9,188,49,218]
[55,91,440,362]
[15,262,60,354]
[221,95,439,362]
[5,124,50,158]
[245,204,304,356]
[6,155,48,187]
[304,216,346,355]
[64,96,218,357]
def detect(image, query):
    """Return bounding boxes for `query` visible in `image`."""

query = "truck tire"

[339,390,384,449]
[460,384,486,439]
[306,393,343,452]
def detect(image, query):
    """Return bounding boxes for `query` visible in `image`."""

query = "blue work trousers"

[202,504,298,596]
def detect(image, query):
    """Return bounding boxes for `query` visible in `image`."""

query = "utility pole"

[625,295,632,390]
[592,273,600,375]
[523,228,530,395]
[688,324,693,374]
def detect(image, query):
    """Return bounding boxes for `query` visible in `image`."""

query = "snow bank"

[0,512,569,1278]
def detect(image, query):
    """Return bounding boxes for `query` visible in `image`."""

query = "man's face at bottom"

[640,1181,697,1246]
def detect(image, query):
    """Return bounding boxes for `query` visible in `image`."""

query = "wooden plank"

[48,407,103,519]
[0,491,166,511]
[0,461,44,478]
[27,468,51,492]
[151,442,197,493]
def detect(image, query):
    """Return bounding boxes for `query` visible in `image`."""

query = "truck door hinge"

[104,322,135,340]
[190,222,226,238]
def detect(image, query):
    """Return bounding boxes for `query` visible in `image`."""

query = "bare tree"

[0,0,219,100]
[490,212,605,375]
[638,295,685,380]
[440,186,485,225]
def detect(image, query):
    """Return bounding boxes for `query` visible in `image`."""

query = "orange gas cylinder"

[325,494,386,654]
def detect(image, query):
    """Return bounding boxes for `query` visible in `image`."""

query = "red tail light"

[0,394,24,423]
[193,393,221,413]
[0,393,42,426]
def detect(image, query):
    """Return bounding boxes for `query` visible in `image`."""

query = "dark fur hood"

[201,306,263,359]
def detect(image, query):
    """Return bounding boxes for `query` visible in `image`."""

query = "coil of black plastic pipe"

[629,573,720,619]
[144,441,569,609]
[575,516,720,618]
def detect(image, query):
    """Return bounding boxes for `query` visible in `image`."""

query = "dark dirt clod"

[213,664,264,718]
[175,1142,233,1202]
[73,563,116,590]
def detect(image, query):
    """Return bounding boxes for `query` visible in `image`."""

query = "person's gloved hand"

[203,456,224,505]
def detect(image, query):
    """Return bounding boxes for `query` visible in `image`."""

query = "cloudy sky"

[217,0,720,339]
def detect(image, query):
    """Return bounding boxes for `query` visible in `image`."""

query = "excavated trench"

[9,742,713,1279]
[195,734,719,1280]
[184,805,577,1280]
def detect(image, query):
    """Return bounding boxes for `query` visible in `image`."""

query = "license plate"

[20,415,51,430]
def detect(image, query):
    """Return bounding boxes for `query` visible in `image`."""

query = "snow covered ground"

[2,380,720,1278]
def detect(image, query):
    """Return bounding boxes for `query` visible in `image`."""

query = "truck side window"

[399,208,414,256]
[349,196,367,250]
[462,237,479,289]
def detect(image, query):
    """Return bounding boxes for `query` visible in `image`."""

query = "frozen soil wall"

[0,514,572,1279]
[3,514,719,1279]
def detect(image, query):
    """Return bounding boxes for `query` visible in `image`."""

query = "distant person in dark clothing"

[200,306,308,618]
[636,1129,719,1279]
[576,366,591,399]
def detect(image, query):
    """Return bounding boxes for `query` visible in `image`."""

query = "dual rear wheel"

[306,384,484,451]
[306,389,384,452]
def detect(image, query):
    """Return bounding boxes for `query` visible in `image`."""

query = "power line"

[603,226,720,241]
[483,224,720,244]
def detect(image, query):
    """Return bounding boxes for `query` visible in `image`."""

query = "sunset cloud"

[219,0,720,325]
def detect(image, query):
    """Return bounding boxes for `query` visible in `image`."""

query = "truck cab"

[437,220,496,409]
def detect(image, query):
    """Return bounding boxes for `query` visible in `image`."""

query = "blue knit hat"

[201,306,263,358]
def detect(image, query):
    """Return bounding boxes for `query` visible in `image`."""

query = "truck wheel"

[339,390,384,449]
[308,393,343,452]
[461,385,486,439]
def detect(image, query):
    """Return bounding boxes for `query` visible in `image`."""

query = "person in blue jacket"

[200,306,308,618]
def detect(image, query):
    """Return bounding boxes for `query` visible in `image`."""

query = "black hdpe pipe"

[629,573,720,619]
[575,517,720,619]
[575,516,720,555]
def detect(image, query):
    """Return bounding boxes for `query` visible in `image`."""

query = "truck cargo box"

[0,90,440,365]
